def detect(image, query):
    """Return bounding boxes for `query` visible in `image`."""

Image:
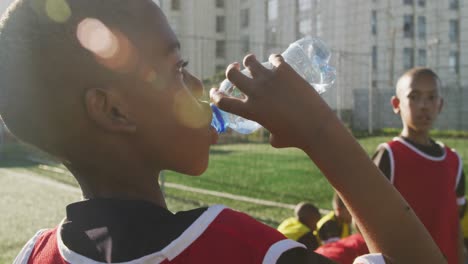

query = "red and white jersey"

[14,205,304,264]
[379,137,463,264]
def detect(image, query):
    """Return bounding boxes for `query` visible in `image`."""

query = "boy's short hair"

[396,67,441,97]
[294,202,320,224]
[0,0,156,156]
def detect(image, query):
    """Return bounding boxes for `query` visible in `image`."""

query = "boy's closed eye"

[175,59,189,78]
[177,60,189,73]
[407,94,418,100]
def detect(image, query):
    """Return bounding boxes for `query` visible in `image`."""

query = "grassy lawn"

[0,169,81,264]
[2,135,466,211]
[2,136,467,211]
[166,136,468,210]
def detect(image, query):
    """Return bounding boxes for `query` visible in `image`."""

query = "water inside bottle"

[213,36,336,135]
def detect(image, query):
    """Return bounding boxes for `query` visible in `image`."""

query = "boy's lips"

[418,115,432,122]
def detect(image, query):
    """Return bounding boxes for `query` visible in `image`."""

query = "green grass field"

[1,136,467,263]
[165,136,468,209]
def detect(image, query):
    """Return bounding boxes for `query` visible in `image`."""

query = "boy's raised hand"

[210,54,331,150]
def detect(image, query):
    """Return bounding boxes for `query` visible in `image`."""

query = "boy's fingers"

[268,54,285,67]
[210,88,250,119]
[243,54,268,78]
[225,63,253,95]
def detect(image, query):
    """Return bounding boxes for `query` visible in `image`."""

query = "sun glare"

[45,0,71,23]
[173,90,211,129]
[77,18,118,59]
[77,18,138,73]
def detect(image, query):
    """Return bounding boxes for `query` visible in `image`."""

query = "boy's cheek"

[172,90,211,129]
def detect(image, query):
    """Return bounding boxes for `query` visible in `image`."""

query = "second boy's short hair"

[0,0,157,155]
[396,67,442,97]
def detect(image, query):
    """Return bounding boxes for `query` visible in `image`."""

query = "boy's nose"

[183,70,204,99]
[419,98,431,109]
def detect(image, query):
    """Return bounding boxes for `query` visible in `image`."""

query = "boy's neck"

[400,127,431,146]
[66,160,167,209]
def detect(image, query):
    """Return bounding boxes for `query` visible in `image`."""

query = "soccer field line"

[164,182,296,210]
[28,165,329,214]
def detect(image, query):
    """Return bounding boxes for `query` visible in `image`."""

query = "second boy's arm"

[211,54,446,263]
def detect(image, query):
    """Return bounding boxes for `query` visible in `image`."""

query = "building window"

[417,16,426,40]
[267,0,278,21]
[449,19,459,42]
[449,51,459,74]
[372,46,378,70]
[216,0,225,8]
[216,16,225,33]
[418,49,427,66]
[241,35,250,54]
[216,40,226,58]
[240,8,249,28]
[297,0,312,11]
[171,0,180,10]
[403,48,414,69]
[449,0,459,9]
[297,18,312,38]
[266,26,277,47]
[403,0,413,5]
[403,15,414,38]
[418,0,425,6]
[371,10,377,35]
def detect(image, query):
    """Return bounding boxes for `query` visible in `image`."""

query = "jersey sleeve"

[371,145,392,182]
[455,152,466,206]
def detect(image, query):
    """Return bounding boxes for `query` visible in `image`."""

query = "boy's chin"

[414,124,433,133]
[175,162,209,176]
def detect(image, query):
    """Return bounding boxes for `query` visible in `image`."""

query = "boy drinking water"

[0,1,446,263]
[373,67,466,264]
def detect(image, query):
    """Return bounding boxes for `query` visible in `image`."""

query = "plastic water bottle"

[211,36,336,134]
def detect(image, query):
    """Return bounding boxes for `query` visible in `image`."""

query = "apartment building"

[160,0,466,129]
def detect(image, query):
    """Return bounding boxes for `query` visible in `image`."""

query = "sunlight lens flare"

[141,68,161,88]
[45,0,71,23]
[30,0,71,23]
[77,18,119,59]
[173,90,211,129]
[77,18,137,73]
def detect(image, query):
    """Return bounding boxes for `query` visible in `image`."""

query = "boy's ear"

[438,97,444,113]
[390,96,400,114]
[84,88,136,133]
